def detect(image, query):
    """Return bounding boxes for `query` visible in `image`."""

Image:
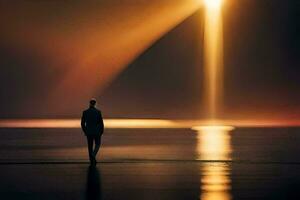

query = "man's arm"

[99,111,104,134]
[81,112,87,135]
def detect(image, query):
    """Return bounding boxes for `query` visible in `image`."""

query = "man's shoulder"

[84,107,101,114]
[82,109,91,116]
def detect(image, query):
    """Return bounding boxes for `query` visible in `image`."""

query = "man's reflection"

[194,126,233,200]
[86,165,102,200]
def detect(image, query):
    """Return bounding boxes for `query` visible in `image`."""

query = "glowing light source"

[203,0,223,9]
[192,125,234,132]
[195,125,233,160]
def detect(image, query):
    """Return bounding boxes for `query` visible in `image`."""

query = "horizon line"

[0,119,300,129]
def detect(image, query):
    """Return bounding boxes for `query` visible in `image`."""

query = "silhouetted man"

[81,98,104,165]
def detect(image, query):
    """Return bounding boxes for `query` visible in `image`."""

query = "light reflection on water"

[195,126,233,200]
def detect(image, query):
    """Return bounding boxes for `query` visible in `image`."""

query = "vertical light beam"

[203,0,224,119]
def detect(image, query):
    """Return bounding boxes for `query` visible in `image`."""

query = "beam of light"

[44,1,200,113]
[0,1,200,114]
[203,0,224,119]
[194,125,232,200]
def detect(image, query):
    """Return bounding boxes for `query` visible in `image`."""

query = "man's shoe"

[89,157,96,165]
[93,157,97,165]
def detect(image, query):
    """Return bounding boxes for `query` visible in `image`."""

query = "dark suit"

[81,107,104,163]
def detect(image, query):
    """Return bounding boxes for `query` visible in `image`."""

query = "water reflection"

[194,126,233,200]
[201,163,231,200]
[86,165,102,200]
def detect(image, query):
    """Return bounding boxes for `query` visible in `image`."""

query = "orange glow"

[1,119,300,129]
[0,2,200,113]
[201,164,232,200]
[0,119,179,129]
[195,125,232,200]
[192,125,234,132]
[195,125,233,160]
[46,1,200,112]
[204,0,223,9]
[203,0,224,118]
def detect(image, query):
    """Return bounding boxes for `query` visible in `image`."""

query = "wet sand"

[1,162,300,200]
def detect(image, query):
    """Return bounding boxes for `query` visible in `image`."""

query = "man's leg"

[93,134,102,159]
[86,136,94,163]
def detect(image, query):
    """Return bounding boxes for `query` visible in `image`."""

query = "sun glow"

[203,0,223,9]
[192,125,234,132]
[195,125,233,160]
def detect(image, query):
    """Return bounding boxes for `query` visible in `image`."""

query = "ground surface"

[0,127,300,199]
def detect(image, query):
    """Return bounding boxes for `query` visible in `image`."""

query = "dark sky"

[0,0,299,120]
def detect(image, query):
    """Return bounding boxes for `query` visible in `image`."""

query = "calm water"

[0,127,300,199]
[0,127,299,162]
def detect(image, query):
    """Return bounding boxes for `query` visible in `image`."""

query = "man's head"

[89,98,97,107]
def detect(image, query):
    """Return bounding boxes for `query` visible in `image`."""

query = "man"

[81,98,104,165]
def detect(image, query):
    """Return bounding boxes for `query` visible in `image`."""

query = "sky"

[0,0,299,120]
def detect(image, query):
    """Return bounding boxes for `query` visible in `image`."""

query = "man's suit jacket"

[81,107,104,136]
